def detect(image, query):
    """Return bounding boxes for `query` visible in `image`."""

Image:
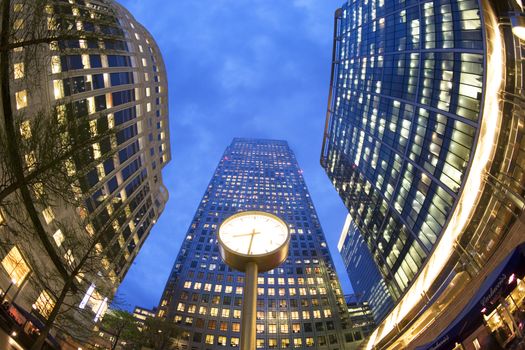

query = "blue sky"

[115,0,352,311]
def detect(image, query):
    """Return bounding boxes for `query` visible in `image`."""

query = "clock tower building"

[157,138,363,349]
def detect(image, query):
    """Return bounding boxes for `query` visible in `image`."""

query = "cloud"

[115,0,353,309]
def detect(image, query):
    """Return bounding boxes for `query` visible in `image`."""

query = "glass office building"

[322,0,486,301]
[158,138,362,349]
[0,0,170,340]
[322,0,525,348]
[338,215,394,324]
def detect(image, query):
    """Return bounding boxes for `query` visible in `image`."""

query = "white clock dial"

[219,212,289,256]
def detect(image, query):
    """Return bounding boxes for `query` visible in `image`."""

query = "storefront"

[418,243,525,350]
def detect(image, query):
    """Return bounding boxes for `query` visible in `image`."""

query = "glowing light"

[509,274,516,285]
[511,14,525,40]
[366,6,504,349]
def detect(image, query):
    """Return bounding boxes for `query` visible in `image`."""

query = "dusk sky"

[115,0,353,311]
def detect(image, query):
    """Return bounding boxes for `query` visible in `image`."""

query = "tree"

[0,1,134,349]
[100,309,141,350]
[140,318,185,350]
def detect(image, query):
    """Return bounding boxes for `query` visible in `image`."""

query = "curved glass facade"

[322,0,486,299]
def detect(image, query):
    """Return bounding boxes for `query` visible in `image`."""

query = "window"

[35,290,55,318]
[217,336,227,346]
[205,334,214,345]
[231,337,239,347]
[293,338,302,348]
[53,230,64,247]
[1,246,30,285]
[256,324,265,333]
[16,90,27,109]
[14,63,24,79]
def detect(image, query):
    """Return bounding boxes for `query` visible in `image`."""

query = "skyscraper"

[338,215,394,324]
[0,0,169,343]
[322,0,525,348]
[158,138,362,349]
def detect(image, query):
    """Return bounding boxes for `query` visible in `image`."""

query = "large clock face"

[218,211,289,257]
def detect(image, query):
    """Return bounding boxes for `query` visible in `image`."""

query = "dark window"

[92,74,104,89]
[112,89,135,106]
[110,72,134,86]
[89,55,102,68]
[114,107,137,125]
[61,55,83,71]
[107,55,131,67]
[94,95,106,111]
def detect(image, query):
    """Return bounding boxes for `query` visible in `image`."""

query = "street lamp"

[218,211,290,350]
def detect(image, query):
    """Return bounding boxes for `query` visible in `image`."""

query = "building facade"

[157,138,362,349]
[344,294,376,338]
[338,215,394,324]
[0,0,169,344]
[322,0,525,348]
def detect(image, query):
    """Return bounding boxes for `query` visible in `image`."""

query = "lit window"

[293,338,302,348]
[306,337,314,347]
[199,306,206,315]
[53,229,64,247]
[282,339,290,348]
[42,207,54,224]
[187,305,196,314]
[183,281,191,288]
[210,307,218,317]
[205,335,214,345]
[218,336,227,346]
[51,56,61,73]
[231,337,239,347]
[232,322,240,332]
[14,63,24,79]
[1,246,30,285]
[15,90,27,109]
[233,309,241,318]
[269,324,277,333]
[19,120,31,139]
[35,290,55,318]
[53,80,63,99]
[256,339,265,348]
[64,249,74,266]
[176,303,185,312]
[221,309,230,318]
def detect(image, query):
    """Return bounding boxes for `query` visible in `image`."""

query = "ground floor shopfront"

[419,244,525,350]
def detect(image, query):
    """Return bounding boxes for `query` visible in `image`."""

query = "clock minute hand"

[232,231,261,238]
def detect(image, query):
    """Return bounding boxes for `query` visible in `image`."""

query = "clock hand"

[247,229,257,254]
[232,231,261,238]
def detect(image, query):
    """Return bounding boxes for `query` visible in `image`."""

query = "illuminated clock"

[218,211,290,272]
